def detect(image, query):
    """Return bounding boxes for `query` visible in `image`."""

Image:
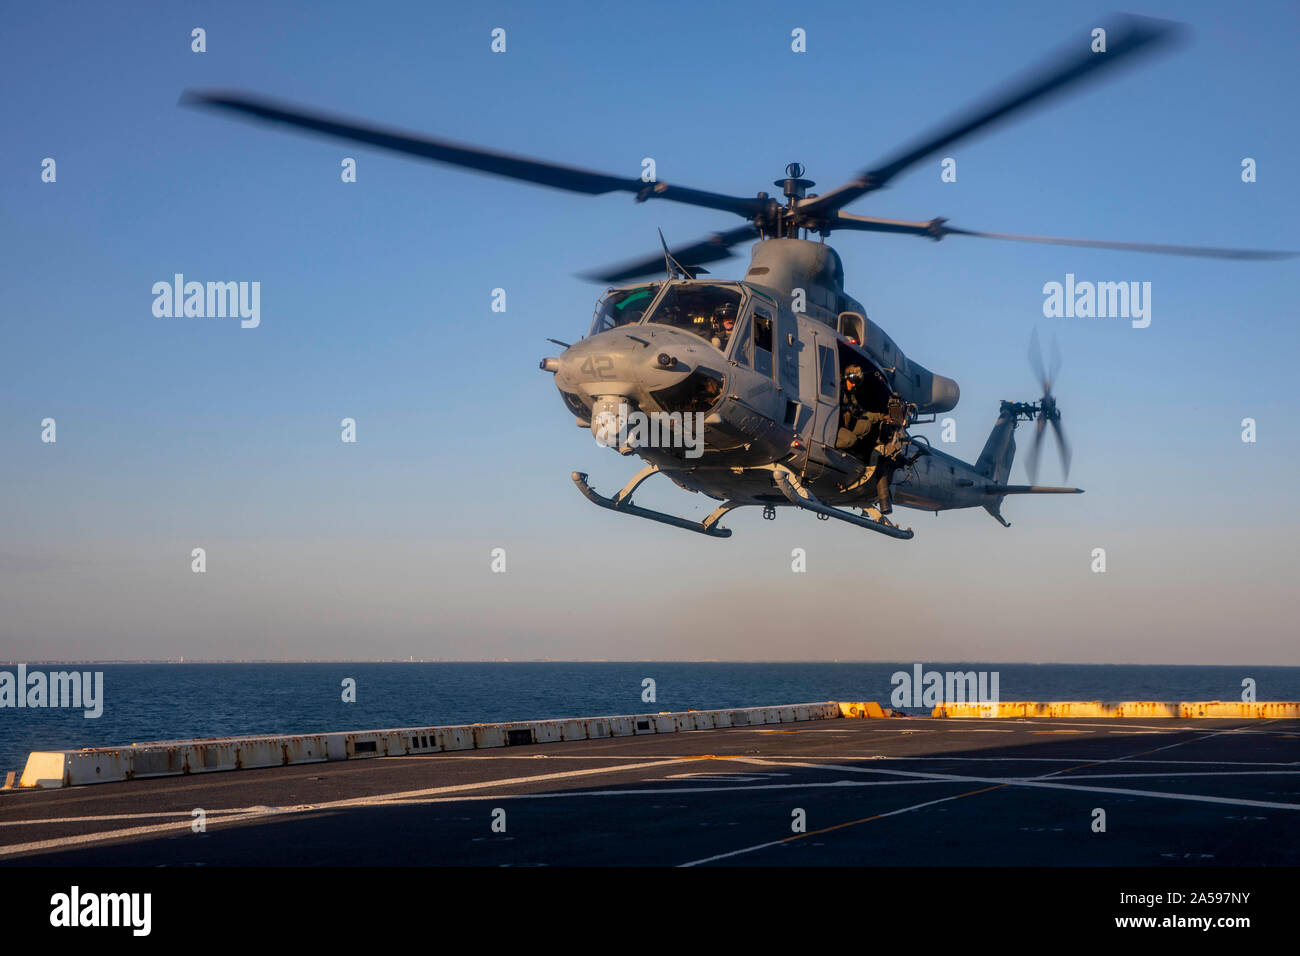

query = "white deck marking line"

[735,757,1300,810]
[1004,780,1300,810]
[375,767,1300,805]
[0,809,296,857]
[1037,723,1258,779]
[0,808,261,827]
[0,757,696,858]
[745,755,1299,766]
[681,758,1300,866]
[374,779,945,806]
[1037,770,1300,781]
[833,728,937,733]
[678,787,996,867]
[357,753,1300,765]
[1116,724,1254,757]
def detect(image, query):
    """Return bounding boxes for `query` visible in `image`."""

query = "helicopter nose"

[551,329,696,393]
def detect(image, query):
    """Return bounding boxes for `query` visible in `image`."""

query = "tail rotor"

[1026,328,1071,484]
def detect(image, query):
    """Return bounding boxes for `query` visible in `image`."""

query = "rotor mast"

[771,163,817,239]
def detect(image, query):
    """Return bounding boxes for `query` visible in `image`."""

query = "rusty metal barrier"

[932,701,1300,719]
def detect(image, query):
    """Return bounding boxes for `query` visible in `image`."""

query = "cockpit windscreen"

[591,285,659,335]
[644,284,744,350]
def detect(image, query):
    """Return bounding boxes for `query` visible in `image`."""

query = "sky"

[1,0,1297,664]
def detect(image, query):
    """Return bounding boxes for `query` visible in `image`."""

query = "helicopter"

[182,15,1293,540]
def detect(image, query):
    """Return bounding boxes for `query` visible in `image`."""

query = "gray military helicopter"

[184,15,1292,540]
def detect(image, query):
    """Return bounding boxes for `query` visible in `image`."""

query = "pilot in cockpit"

[709,302,738,349]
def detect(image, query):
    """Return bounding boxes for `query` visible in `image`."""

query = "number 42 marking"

[580,356,615,379]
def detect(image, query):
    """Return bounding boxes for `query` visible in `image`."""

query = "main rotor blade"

[943,226,1298,260]
[181,90,768,219]
[799,15,1186,218]
[829,213,1298,260]
[582,224,760,284]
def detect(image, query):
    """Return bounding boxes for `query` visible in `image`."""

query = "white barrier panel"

[19,753,67,789]
[529,722,562,744]
[607,716,636,736]
[438,726,475,751]
[691,712,716,731]
[351,733,385,758]
[631,716,656,735]
[472,725,506,749]
[325,733,350,761]
[17,701,846,789]
[559,720,587,741]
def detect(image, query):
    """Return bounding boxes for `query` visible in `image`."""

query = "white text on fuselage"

[593,403,705,459]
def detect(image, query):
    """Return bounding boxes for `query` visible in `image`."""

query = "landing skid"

[768,464,914,540]
[572,463,914,540]
[572,466,738,538]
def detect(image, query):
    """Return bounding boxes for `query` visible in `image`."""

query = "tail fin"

[975,407,1017,484]
[976,406,1018,526]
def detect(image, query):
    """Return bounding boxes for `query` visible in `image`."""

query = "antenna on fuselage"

[658,228,705,280]
[658,228,684,279]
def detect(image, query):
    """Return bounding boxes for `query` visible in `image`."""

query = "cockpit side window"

[731,314,753,368]
[591,285,659,335]
[752,307,774,378]
[644,284,744,351]
[818,345,837,397]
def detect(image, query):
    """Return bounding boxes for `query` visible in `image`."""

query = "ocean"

[2,661,1298,775]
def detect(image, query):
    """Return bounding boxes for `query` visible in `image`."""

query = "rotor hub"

[775,161,815,202]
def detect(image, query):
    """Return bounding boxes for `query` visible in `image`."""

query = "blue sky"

[2,0,1297,663]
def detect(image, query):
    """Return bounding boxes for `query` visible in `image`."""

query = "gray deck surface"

[3,716,1297,866]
